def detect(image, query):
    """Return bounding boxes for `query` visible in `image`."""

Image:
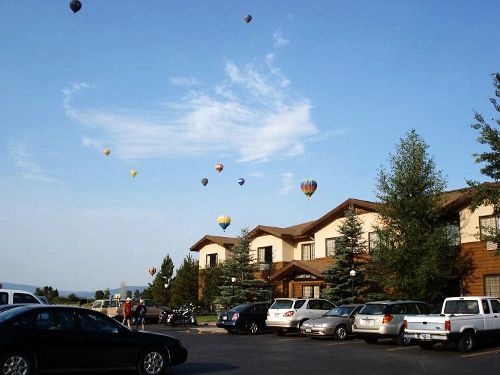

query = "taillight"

[283,311,294,317]
[382,314,393,324]
[267,311,270,317]
[444,320,451,331]
[403,319,407,330]
[231,312,239,321]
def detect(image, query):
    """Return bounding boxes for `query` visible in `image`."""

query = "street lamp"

[349,270,356,300]
[162,276,170,307]
[231,277,236,300]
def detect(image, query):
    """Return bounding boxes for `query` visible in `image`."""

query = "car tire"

[457,331,475,353]
[396,329,412,346]
[334,325,348,341]
[247,322,259,335]
[418,342,434,350]
[364,337,378,344]
[0,351,34,375]
[137,347,169,375]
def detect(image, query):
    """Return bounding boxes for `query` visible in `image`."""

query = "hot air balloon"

[103,148,111,156]
[69,0,82,13]
[201,178,208,186]
[243,15,252,24]
[217,215,231,231]
[300,179,317,199]
[237,178,245,186]
[215,163,224,173]
[148,267,157,276]
[130,169,138,178]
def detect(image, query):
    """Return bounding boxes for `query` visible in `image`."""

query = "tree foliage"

[321,205,366,304]
[371,130,472,303]
[468,72,500,254]
[141,255,175,306]
[35,286,59,303]
[169,255,199,308]
[216,228,265,309]
[200,264,223,312]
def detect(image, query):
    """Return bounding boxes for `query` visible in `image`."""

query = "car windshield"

[0,306,32,323]
[325,306,355,317]
[270,300,294,309]
[359,304,387,315]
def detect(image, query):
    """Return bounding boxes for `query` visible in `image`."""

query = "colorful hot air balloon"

[301,179,317,198]
[217,215,231,231]
[215,163,224,173]
[201,178,208,186]
[243,15,253,24]
[69,0,82,13]
[148,267,157,276]
[103,148,111,156]
[237,178,245,186]
[130,169,138,178]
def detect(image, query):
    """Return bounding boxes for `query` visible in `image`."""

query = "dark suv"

[217,302,270,334]
[353,300,432,345]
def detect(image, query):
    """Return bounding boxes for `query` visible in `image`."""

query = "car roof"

[364,300,426,304]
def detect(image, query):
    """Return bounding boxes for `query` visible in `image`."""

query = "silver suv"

[265,298,334,336]
[353,300,431,345]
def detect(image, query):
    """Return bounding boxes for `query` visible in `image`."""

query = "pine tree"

[372,130,472,303]
[141,255,175,306]
[468,73,500,254]
[216,228,265,309]
[169,255,199,308]
[200,264,223,312]
[133,289,141,299]
[321,205,366,304]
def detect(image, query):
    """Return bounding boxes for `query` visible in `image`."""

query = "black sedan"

[216,302,269,334]
[0,305,187,374]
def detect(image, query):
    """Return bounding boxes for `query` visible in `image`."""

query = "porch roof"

[269,259,333,281]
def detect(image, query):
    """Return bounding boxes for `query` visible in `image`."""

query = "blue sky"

[0,1,498,291]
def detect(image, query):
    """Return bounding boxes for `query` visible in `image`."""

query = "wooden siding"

[462,241,500,296]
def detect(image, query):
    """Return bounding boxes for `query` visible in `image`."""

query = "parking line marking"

[461,349,500,358]
[386,346,417,351]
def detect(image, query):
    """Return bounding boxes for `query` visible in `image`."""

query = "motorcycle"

[163,304,198,327]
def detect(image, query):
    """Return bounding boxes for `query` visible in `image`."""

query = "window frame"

[257,246,273,264]
[301,243,315,261]
[484,274,500,298]
[479,215,499,240]
[325,237,341,257]
[206,253,218,268]
[368,232,379,253]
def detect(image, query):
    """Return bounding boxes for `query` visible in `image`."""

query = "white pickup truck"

[404,296,500,352]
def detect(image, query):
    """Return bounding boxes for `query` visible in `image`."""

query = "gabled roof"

[302,198,380,234]
[248,220,317,242]
[440,183,500,214]
[190,235,238,252]
[269,260,333,281]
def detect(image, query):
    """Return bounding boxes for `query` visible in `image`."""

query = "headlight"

[321,323,328,328]
[303,322,311,327]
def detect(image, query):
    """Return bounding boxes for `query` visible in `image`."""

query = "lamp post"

[349,270,356,300]
[231,277,236,301]
[162,276,170,307]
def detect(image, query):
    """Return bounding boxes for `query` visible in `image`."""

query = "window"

[417,303,432,314]
[491,300,500,313]
[13,293,39,304]
[0,292,7,305]
[445,223,460,247]
[325,237,340,257]
[77,311,119,333]
[302,286,320,299]
[482,300,491,314]
[34,311,74,331]
[206,253,218,268]
[321,300,334,310]
[301,243,315,260]
[257,246,273,263]
[479,216,499,250]
[484,274,500,298]
[92,301,102,309]
[368,232,379,253]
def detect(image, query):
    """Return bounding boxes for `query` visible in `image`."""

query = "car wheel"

[334,325,348,341]
[0,351,33,375]
[364,337,378,344]
[457,332,475,353]
[418,342,434,350]
[137,348,168,375]
[247,322,259,335]
[396,330,412,346]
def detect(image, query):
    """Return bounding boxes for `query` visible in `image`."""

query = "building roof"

[248,220,317,241]
[269,259,333,281]
[190,235,238,252]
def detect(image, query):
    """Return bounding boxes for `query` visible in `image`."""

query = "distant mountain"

[0,282,148,299]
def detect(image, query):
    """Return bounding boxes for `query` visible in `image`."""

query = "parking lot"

[147,324,500,375]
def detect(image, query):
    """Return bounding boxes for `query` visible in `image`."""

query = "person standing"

[122,297,133,329]
[135,299,148,331]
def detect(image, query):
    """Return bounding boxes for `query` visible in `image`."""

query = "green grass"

[196,315,218,323]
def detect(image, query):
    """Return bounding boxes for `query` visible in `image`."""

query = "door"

[483,299,500,335]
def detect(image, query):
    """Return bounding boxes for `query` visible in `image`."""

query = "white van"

[0,288,47,305]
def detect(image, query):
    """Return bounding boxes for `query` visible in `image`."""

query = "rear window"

[359,304,387,315]
[270,300,294,309]
[444,300,479,314]
[232,304,252,312]
[0,292,7,305]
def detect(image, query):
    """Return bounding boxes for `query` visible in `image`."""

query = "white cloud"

[63,55,319,163]
[273,30,289,47]
[280,172,295,194]
[169,76,201,86]
[9,141,63,184]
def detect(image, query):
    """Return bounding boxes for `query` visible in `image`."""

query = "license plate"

[274,313,280,317]
[222,316,227,321]
[419,333,431,340]
[361,319,374,326]
[305,328,312,333]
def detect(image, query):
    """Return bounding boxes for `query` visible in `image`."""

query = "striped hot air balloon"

[300,179,317,199]
[217,215,231,231]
